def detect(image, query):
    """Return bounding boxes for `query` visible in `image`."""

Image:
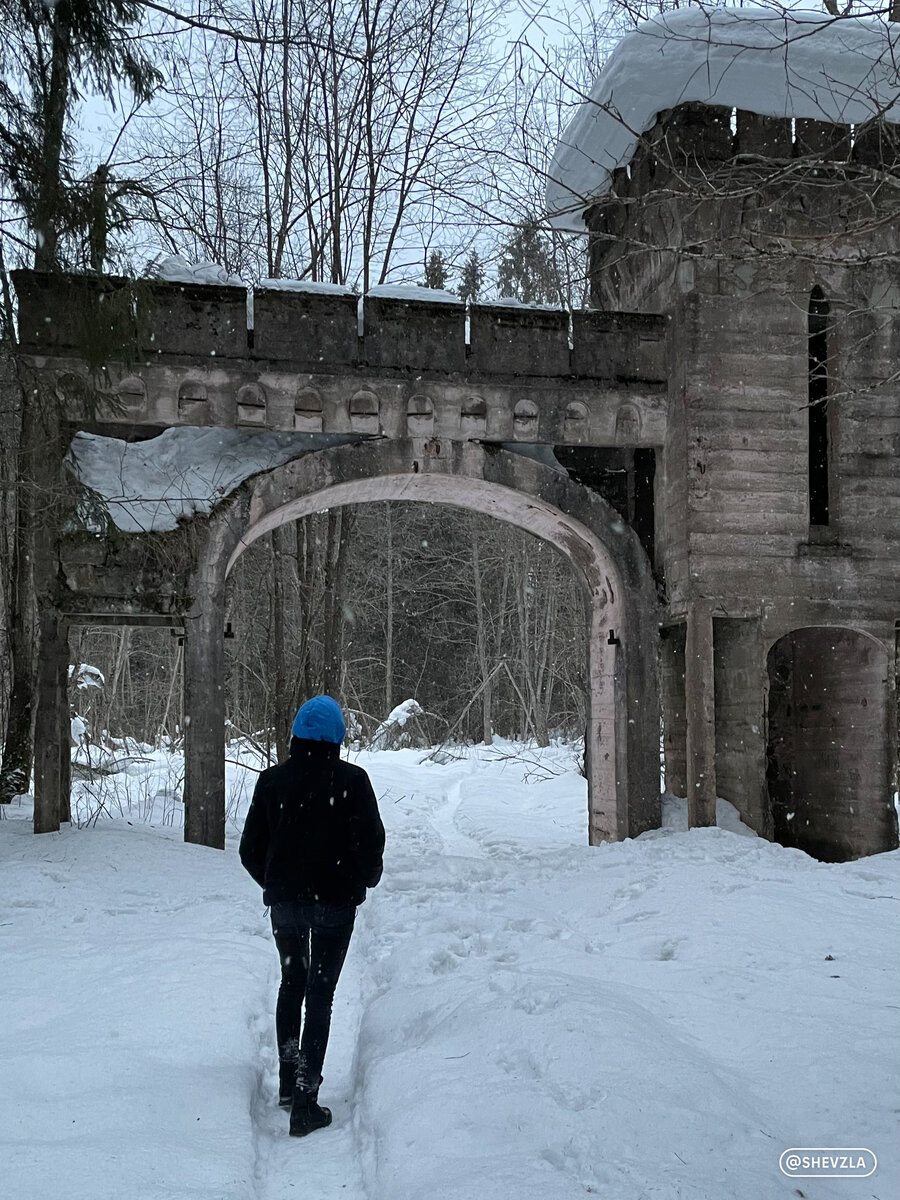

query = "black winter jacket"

[239,737,385,907]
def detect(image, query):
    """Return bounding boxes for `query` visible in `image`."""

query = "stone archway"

[184,439,660,848]
[766,626,898,861]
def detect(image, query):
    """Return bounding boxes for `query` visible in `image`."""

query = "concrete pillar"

[587,607,619,844]
[586,576,660,845]
[33,610,69,834]
[686,602,716,827]
[183,595,226,848]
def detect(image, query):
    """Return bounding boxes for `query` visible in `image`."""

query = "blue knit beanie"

[291,695,346,743]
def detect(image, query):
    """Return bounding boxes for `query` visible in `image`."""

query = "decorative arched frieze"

[236,382,267,426]
[615,403,641,442]
[349,389,380,434]
[178,379,209,422]
[564,401,589,438]
[407,394,434,436]
[513,398,539,437]
[460,395,487,435]
[294,387,324,432]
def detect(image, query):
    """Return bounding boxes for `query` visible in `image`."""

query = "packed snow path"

[1,743,898,1199]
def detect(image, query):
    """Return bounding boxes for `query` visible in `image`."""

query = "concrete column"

[33,610,69,834]
[183,595,226,848]
[686,602,716,827]
[587,606,619,844]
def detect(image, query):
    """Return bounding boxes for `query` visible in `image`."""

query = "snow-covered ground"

[1,742,897,1199]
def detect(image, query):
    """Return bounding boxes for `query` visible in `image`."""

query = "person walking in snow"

[240,695,385,1138]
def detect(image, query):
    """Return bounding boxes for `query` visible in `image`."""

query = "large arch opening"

[196,441,661,847]
[229,473,623,843]
[766,626,898,861]
[224,502,589,760]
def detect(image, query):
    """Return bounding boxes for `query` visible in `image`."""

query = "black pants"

[270,900,356,1086]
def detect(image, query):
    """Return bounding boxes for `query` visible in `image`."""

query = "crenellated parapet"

[625,102,900,174]
[12,271,669,448]
[586,104,900,311]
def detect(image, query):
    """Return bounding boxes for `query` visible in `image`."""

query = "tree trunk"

[322,509,352,700]
[385,502,393,715]
[271,526,291,761]
[102,627,131,740]
[33,609,69,833]
[0,372,39,804]
[471,531,493,744]
[34,10,72,270]
[293,516,316,701]
[0,666,35,803]
[158,641,183,748]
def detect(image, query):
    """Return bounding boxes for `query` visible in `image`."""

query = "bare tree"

[125,0,506,285]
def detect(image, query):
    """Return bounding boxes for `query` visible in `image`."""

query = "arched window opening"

[808,287,830,526]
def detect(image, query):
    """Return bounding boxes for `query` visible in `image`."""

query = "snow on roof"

[68,428,360,534]
[149,255,245,287]
[367,283,463,304]
[258,278,357,297]
[547,6,900,231]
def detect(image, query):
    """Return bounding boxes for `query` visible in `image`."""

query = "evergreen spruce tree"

[496,221,560,306]
[0,0,160,270]
[422,250,449,290]
[0,0,159,809]
[458,250,485,302]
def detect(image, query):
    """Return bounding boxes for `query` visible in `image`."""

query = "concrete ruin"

[12,37,900,862]
[582,98,900,862]
[13,270,665,850]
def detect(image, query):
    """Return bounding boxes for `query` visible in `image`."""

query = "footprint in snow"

[614,908,659,926]
[512,991,559,1015]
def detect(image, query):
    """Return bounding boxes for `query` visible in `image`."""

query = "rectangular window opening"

[809,294,830,526]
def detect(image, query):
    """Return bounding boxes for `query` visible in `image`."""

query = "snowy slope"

[548,7,900,229]
[1,744,897,1199]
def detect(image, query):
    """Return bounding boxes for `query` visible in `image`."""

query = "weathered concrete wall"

[58,526,198,621]
[587,113,900,643]
[713,617,768,837]
[586,104,900,856]
[12,271,668,451]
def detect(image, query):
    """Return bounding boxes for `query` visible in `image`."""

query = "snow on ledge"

[258,278,357,297]
[484,296,568,313]
[367,283,463,305]
[68,428,360,534]
[149,255,245,287]
[547,7,900,231]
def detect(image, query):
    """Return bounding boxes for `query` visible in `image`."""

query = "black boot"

[289,1053,332,1138]
[278,1039,299,1108]
[278,1061,296,1108]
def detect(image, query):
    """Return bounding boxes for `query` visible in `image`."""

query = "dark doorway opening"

[766,627,897,861]
[658,622,686,796]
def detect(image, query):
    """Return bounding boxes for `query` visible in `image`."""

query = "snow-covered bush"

[69,663,105,690]
[369,699,427,751]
